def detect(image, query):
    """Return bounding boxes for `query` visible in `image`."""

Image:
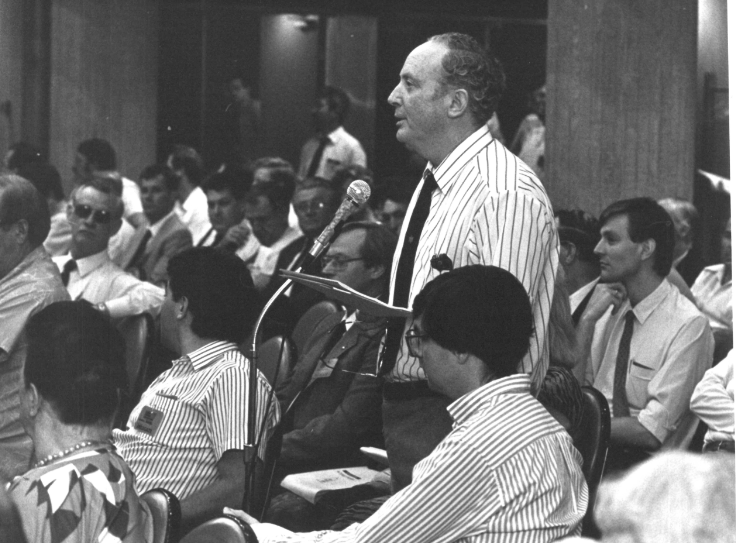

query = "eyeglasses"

[294,201,327,214]
[71,204,113,225]
[322,255,364,270]
[405,327,428,358]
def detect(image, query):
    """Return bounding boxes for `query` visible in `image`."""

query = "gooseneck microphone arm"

[241,180,371,514]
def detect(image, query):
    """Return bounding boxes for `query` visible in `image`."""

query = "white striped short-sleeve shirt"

[386,125,559,390]
[113,341,280,498]
[252,375,588,543]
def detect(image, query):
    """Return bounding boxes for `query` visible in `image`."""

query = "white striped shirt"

[113,341,280,498]
[252,374,588,543]
[386,125,558,390]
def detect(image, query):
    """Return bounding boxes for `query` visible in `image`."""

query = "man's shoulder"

[657,280,708,325]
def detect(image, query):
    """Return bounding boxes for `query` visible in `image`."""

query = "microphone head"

[346,180,371,206]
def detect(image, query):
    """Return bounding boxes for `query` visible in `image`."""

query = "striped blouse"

[386,125,558,390]
[113,341,280,498]
[252,374,588,543]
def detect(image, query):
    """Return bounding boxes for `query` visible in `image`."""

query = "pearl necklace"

[34,440,108,468]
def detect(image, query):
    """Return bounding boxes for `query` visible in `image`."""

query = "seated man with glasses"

[232,265,588,542]
[266,222,398,529]
[52,175,164,318]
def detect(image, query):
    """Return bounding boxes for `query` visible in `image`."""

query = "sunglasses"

[72,204,113,225]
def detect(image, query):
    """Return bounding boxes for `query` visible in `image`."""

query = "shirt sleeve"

[122,179,144,217]
[690,354,734,434]
[104,277,165,319]
[637,315,714,443]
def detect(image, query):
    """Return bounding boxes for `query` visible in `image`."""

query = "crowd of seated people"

[0,30,733,543]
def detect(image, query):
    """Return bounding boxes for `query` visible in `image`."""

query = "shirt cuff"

[637,404,671,444]
[251,522,297,542]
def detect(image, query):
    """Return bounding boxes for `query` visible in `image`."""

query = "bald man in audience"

[578,197,713,472]
[53,175,164,318]
[0,175,69,479]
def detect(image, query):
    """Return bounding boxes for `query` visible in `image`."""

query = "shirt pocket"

[627,360,655,409]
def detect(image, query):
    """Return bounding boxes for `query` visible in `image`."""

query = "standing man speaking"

[382,32,559,489]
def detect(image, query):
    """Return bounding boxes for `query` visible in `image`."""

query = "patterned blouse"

[9,446,152,543]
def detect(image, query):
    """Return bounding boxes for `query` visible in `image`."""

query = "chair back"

[254,423,284,521]
[116,313,153,397]
[257,335,294,388]
[291,300,341,357]
[141,488,181,543]
[179,514,256,543]
[575,386,611,538]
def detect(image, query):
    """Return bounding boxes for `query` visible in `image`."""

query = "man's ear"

[367,263,386,281]
[447,88,469,119]
[560,242,578,266]
[26,383,40,417]
[13,219,29,244]
[177,296,189,320]
[640,238,656,263]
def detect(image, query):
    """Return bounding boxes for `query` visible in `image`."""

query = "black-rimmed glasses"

[405,327,428,358]
[72,204,113,225]
[322,255,365,270]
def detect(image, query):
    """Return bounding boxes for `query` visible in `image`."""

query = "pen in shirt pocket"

[156,392,179,400]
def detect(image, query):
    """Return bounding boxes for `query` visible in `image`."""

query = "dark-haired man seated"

[579,198,713,472]
[230,265,588,542]
[114,248,280,532]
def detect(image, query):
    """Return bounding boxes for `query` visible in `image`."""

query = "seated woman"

[9,301,152,543]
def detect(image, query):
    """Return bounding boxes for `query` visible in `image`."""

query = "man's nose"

[387,85,401,106]
[593,239,604,255]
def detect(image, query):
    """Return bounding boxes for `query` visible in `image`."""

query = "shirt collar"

[627,277,669,324]
[325,126,345,143]
[182,186,206,211]
[428,124,493,194]
[75,250,110,277]
[149,209,176,238]
[182,340,239,371]
[447,374,531,425]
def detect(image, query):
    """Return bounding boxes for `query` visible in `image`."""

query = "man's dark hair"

[77,138,116,171]
[140,163,179,192]
[17,162,64,202]
[428,33,506,126]
[413,265,533,378]
[169,144,205,186]
[556,209,600,264]
[599,197,675,277]
[0,174,51,247]
[322,86,351,124]
[25,301,126,425]
[7,142,44,172]
[295,177,342,210]
[244,178,294,214]
[340,221,398,295]
[202,167,253,201]
[332,165,374,192]
[168,248,258,344]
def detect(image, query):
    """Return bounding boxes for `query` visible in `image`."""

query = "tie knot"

[423,171,438,191]
[625,310,635,324]
[63,259,78,273]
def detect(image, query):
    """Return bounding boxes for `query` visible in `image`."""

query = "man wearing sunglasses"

[233,265,587,542]
[265,221,396,530]
[53,175,164,318]
[0,175,69,480]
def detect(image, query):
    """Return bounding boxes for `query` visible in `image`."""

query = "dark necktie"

[306,136,330,178]
[130,229,153,270]
[197,227,215,248]
[613,310,635,417]
[380,170,438,375]
[61,259,78,287]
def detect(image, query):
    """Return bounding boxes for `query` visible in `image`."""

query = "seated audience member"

[555,209,600,323]
[592,451,734,543]
[332,165,376,223]
[168,144,212,245]
[0,480,26,543]
[73,138,146,228]
[578,198,713,472]
[692,218,732,362]
[114,248,280,533]
[298,86,367,182]
[231,265,588,542]
[4,141,43,173]
[10,301,153,543]
[242,180,301,290]
[0,175,69,479]
[690,349,734,453]
[120,164,193,285]
[658,196,704,285]
[53,175,164,318]
[252,156,295,186]
[376,178,413,235]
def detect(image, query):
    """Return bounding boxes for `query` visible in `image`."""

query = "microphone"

[302,180,371,267]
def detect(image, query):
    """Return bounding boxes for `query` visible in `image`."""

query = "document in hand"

[280,270,412,318]
[280,466,381,504]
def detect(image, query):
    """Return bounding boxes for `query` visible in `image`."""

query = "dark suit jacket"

[276,310,386,471]
[120,212,192,285]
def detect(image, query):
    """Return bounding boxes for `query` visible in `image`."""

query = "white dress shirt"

[174,186,212,245]
[569,278,599,315]
[297,126,367,180]
[691,351,734,445]
[691,264,732,333]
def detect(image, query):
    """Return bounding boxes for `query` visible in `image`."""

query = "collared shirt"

[113,341,280,498]
[0,247,69,478]
[174,186,212,246]
[297,126,367,181]
[121,176,144,219]
[569,278,599,315]
[387,125,558,390]
[148,209,178,239]
[241,225,304,291]
[253,374,587,543]
[586,279,714,446]
[53,250,164,318]
[691,351,734,445]
[691,264,732,333]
